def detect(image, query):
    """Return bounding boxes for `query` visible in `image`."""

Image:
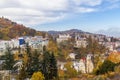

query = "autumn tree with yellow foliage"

[31,72,45,80]
[64,62,78,78]
[47,40,58,56]
[108,52,120,64]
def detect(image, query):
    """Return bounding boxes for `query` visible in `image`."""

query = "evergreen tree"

[49,52,58,79]
[4,47,14,70]
[42,51,51,80]
[26,44,42,77]
[26,43,31,58]
[25,43,33,76]
[31,50,40,73]
[96,60,117,75]
[42,50,58,80]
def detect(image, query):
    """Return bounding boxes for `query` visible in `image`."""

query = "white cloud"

[0,8,44,16]
[0,0,120,27]
[2,10,66,26]
[0,0,69,26]
[74,7,97,13]
[72,0,102,6]
[96,27,120,37]
[18,0,69,11]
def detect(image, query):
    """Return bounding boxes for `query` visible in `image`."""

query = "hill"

[48,29,94,38]
[48,29,84,35]
[0,17,109,40]
[0,17,47,40]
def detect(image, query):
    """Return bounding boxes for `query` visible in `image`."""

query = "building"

[25,36,49,49]
[72,59,86,73]
[105,42,116,51]
[86,53,94,73]
[75,36,87,48]
[58,53,94,73]
[68,53,77,60]
[57,34,71,43]
[0,36,49,55]
[57,60,67,71]
[0,40,10,55]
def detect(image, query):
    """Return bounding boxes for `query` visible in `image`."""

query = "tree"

[95,60,117,75]
[64,62,78,78]
[26,43,31,59]
[42,50,58,80]
[93,60,103,74]
[14,51,19,61]
[25,43,33,76]
[108,52,120,64]
[42,51,51,80]
[86,36,107,67]
[49,53,58,79]
[31,50,41,73]
[25,43,42,77]
[114,65,120,73]
[47,40,58,56]
[3,47,14,70]
[58,40,74,58]
[0,32,3,39]
[19,66,27,80]
[86,36,100,54]
[31,72,45,80]
[58,70,65,78]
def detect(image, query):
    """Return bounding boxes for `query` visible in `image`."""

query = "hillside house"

[57,34,71,43]
[68,53,77,60]
[74,36,87,48]
[72,59,86,73]
[86,53,94,73]
[0,36,49,55]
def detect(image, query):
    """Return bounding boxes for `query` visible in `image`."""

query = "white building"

[72,53,94,73]
[68,53,76,60]
[75,36,87,48]
[57,61,66,71]
[57,34,71,43]
[0,40,10,55]
[11,39,19,48]
[86,53,94,73]
[0,36,49,55]
[115,41,120,48]
[73,59,86,73]
[58,53,94,73]
[25,36,49,49]
[105,42,116,51]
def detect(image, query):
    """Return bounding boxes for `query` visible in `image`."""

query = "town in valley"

[0,0,120,80]
[0,18,120,80]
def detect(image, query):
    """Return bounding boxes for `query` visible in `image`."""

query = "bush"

[64,62,78,78]
[58,70,65,78]
[114,65,120,73]
[95,60,117,75]
[31,72,45,80]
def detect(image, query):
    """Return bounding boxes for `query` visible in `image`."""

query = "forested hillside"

[0,17,46,40]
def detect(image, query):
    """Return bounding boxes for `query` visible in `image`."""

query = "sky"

[0,0,120,34]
